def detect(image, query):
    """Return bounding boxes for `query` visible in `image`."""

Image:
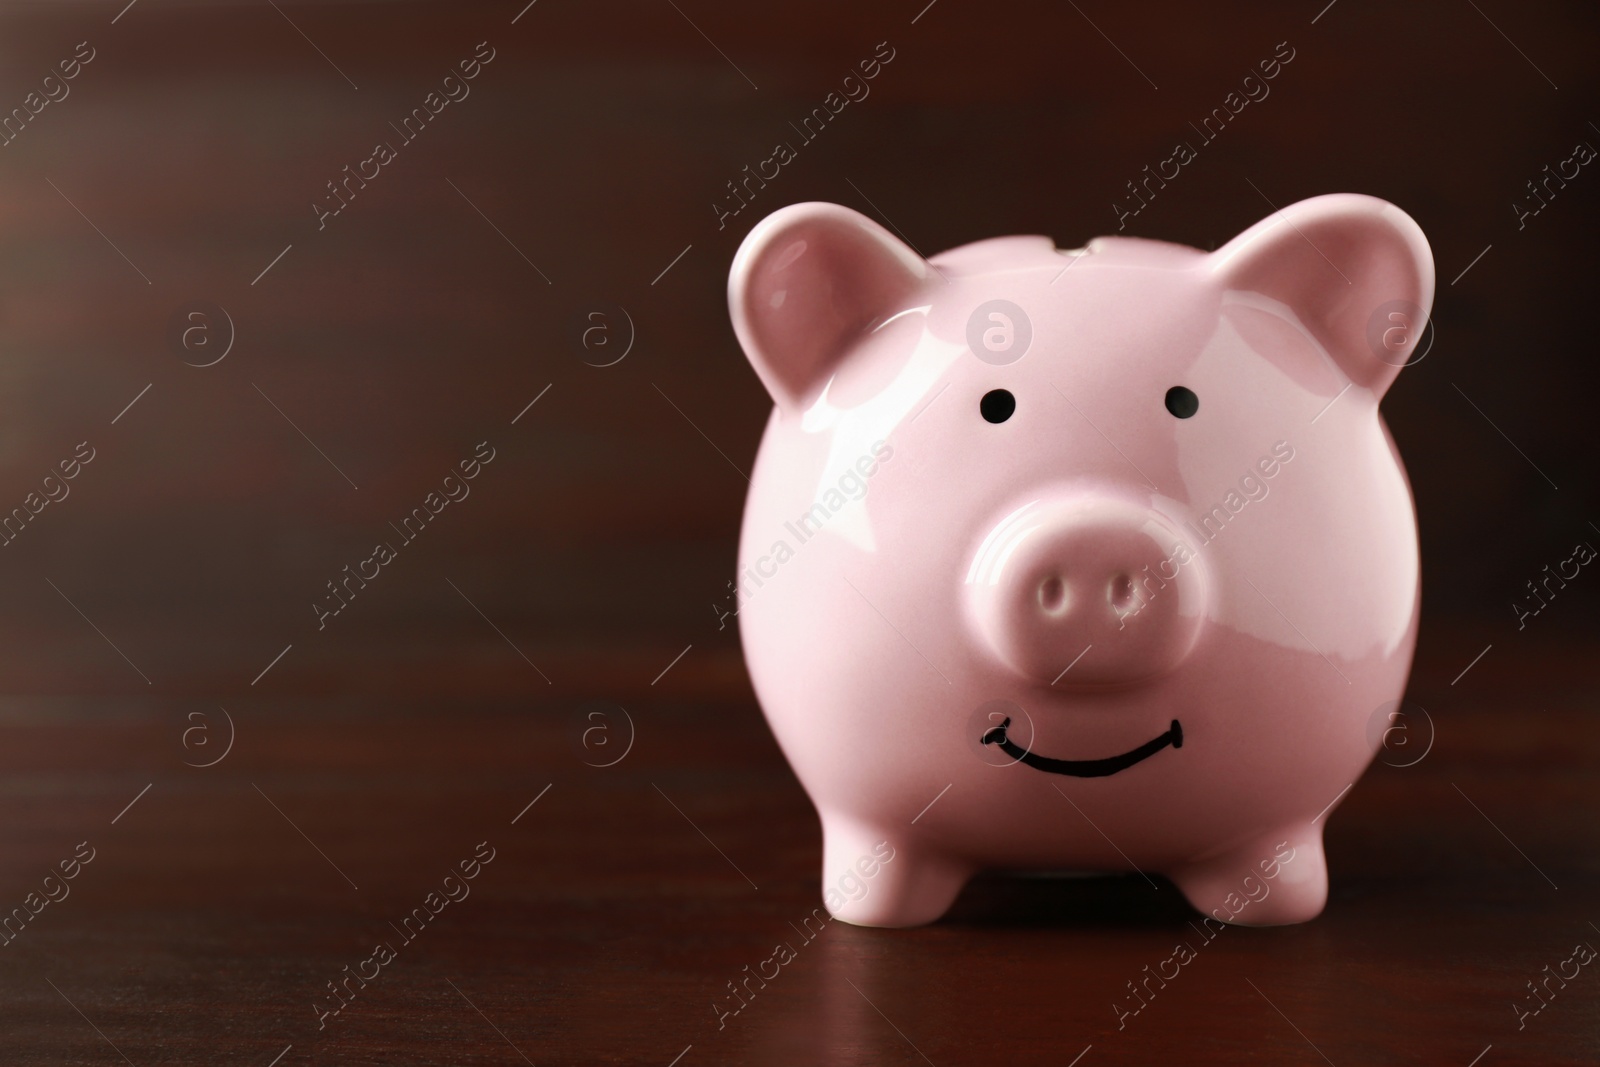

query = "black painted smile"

[981,717,1183,777]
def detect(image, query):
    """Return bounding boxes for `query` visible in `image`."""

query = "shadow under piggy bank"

[942,871,1196,929]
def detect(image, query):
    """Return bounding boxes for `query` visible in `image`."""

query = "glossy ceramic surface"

[729,195,1433,927]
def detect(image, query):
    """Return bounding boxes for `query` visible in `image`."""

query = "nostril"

[1038,575,1067,614]
[967,497,1208,685]
[1107,573,1135,611]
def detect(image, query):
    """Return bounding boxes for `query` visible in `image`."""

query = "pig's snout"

[965,496,1207,687]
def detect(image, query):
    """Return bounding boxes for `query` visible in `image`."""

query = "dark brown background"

[0,0,1594,1064]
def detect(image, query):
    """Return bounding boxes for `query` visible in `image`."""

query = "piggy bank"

[728,194,1432,928]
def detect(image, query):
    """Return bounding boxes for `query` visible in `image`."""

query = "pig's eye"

[1164,386,1199,419]
[980,389,1015,424]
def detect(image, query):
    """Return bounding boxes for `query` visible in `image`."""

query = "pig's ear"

[1209,194,1434,398]
[730,202,934,412]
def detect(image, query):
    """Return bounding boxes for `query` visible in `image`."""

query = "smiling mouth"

[981,717,1183,777]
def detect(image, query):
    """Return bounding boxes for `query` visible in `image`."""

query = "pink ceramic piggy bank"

[730,195,1431,927]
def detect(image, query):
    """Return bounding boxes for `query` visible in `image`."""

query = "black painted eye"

[1165,386,1198,419]
[981,389,1015,423]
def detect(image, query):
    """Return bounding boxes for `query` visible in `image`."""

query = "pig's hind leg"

[1167,824,1328,927]
[820,814,971,928]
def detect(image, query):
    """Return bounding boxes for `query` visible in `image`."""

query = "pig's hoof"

[1170,827,1328,927]
[821,820,969,928]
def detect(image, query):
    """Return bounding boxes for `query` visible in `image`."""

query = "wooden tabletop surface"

[0,626,1594,1066]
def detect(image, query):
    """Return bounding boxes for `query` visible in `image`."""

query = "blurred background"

[0,2,1596,1064]
[0,0,1592,702]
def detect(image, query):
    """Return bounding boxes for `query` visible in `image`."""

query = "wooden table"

[0,629,1594,1066]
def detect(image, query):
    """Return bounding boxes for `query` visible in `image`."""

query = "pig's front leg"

[820,814,971,928]
[1168,826,1328,927]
